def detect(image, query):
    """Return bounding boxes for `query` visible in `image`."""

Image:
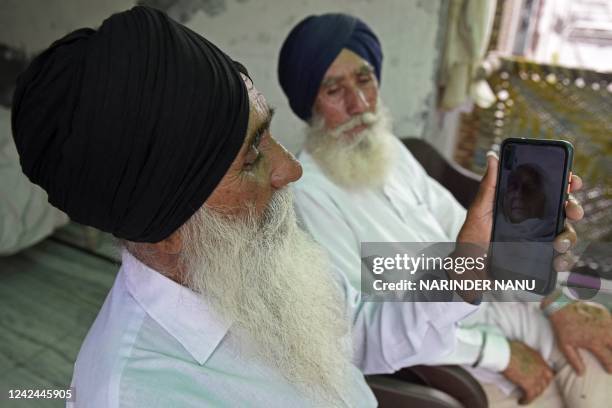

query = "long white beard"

[178,189,352,403]
[305,101,397,189]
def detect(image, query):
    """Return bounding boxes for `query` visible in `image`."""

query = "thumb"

[474,151,498,206]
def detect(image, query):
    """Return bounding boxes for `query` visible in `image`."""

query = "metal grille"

[455,58,612,241]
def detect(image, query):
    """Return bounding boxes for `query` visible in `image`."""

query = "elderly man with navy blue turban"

[279,13,611,408]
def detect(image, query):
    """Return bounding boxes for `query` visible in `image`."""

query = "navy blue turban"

[278,13,382,121]
[12,6,249,243]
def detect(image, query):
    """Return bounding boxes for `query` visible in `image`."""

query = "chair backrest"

[367,375,464,408]
[392,365,489,408]
[402,138,481,209]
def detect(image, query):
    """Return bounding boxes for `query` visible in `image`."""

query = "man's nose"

[346,86,370,115]
[270,139,303,189]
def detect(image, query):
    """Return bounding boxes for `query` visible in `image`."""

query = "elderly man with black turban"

[10,6,585,407]
[279,12,611,408]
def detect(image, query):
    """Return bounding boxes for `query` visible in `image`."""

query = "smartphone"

[490,138,574,294]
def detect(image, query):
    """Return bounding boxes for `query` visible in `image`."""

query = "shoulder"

[71,274,200,407]
[69,274,141,406]
[293,150,343,208]
[294,151,334,192]
[389,137,429,177]
[73,310,209,407]
[117,330,219,406]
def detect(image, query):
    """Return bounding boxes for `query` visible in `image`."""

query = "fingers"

[590,346,612,374]
[569,174,583,193]
[525,366,554,404]
[518,357,554,405]
[563,344,586,376]
[519,388,536,405]
[520,380,549,405]
[553,224,578,270]
[554,223,577,253]
[565,198,584,221]
[543,365,554,383]
[553,252,576,272]
[519,383,537,405]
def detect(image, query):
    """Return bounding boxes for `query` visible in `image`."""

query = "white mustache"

[329,111,378,138]
[305,100,397,190]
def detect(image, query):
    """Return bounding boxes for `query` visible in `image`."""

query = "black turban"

[12,6,249,243]
[277,13,383,121]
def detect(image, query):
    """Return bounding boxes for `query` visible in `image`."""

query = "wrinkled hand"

[457,153,585,273]
[502,340,554,405]
[548,301,612,375]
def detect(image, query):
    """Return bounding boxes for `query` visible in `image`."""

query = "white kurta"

[67,250,476,407]
[292,136,513,377]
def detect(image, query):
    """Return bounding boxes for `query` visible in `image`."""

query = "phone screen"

[490,140,571,293]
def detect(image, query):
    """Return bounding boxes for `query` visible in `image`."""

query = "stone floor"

[0,225,118,408]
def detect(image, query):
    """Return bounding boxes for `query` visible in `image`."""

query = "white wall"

[0,0,133,52]
[1,0,447,153]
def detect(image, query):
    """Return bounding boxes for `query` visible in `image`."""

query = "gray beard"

[305,102,397,190]
[178,189,352,403]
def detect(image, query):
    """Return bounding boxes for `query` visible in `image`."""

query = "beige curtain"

[439,0,497,109]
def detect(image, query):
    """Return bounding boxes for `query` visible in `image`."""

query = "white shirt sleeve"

[402,147,468,241]
[337,269,479,375]
[426,326,511,372]
[294,185,363,288]
[422,174,468,240]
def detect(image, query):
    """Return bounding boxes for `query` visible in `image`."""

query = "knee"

[557,349,612,408]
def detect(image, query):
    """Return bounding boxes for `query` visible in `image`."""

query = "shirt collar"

[121,250,232,365]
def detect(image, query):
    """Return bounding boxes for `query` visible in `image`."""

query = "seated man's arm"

[427,326,510,372]
[422,173,467,240]
[293,186,363,288]
[293,185,480,374]
[401,144,467,240]
[340,268,478,374]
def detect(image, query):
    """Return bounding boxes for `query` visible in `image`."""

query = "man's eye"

[243,146,261,169]
[326,87,341,96]
[358,75,372,84]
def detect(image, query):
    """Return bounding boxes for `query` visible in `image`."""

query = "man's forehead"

[322,49,372,82]
[241,73,268,116]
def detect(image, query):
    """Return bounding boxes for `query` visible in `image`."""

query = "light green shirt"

[68,250,476,407]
